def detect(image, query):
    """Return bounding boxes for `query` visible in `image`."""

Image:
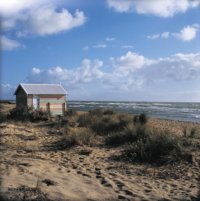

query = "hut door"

[33,95,39,109]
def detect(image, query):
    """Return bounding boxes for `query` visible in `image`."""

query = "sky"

[1,0,200,101]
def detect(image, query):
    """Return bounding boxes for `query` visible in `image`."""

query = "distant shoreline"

[1,99,200,104]
[0,100,15,104]
[1,101,200,124]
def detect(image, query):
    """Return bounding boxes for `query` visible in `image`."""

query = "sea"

[68,101,200,123]
[3,100,200,123]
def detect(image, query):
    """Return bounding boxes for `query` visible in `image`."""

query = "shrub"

[66,108,77,117]
[8,107,32,121]
[106,131,134,147]
[182,126,199,138]
[58,128,95,149]
[183,126,188,137]
[122,127,184,164]
[133,113,148,125]
[30,109,49,122]
[105,124,152,147]
[0,113,7,123]
[117,114,132,127]
[103,109,115,115]
[91,116,124,135]
[61,135,77,148]
[139,112,148,124]
[89,108,104,117]
[133,115,139,124]
[71,128,95,146]
[8,107,49,122]
[77,113,93,127]
[190,127,198,138]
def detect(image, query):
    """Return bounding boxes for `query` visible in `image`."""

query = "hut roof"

[14,83,67,95]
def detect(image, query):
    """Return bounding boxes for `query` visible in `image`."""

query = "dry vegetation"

[1,103,200,201]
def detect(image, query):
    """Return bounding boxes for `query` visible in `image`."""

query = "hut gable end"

[15,86,27,108]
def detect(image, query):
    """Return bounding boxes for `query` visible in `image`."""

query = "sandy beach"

[1,103,200,201]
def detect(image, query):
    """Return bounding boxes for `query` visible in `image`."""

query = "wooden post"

[46,102,50,115]
[62,103,65,116]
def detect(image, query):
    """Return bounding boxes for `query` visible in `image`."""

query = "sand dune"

[1,121,200,201]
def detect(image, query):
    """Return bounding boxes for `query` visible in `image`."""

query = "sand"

[1,119,200,201]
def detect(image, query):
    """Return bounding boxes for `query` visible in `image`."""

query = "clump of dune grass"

[0,113,7,123]
[70,127,95,146]
[66,108,77,117]
[89,108,104,117]
[182,126,200,138]
[133,112,148,125]
[189,127,200,138]
[116,113,132,127]
[105,119,188,164]
[8,107,49,122]
[55,127,95,149]
[77,109,128,135]
[77,113,93,127]
[105,131,133,147]
[8,107,32,121]
[103,109,115,115]
[106,124,150,147]
[121,126,185,164]
[90,116,125,135]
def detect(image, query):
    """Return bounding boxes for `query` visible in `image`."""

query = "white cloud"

[23,51,200,101]
[110,51,154,77]
[107,0,134,12]
[121,45,134,49]
[1,1,87,36]
[107,0,200,17]
[16,7,86,36]
[93,44,107,48]
[1,36,23,51]
[32,67,42,75]
[82,46,89,51]
[1,83,14,90]
[161,32,170,38]
[26,59,105,85]
[1,0,51,29]
[144,53,200,82]
[147,24,199,41]
[0,0,49,17]
[106,37,116,41]
[147,34,160,40]
[172,25,198,41]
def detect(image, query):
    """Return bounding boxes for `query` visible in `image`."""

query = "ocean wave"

[68,101,200,123]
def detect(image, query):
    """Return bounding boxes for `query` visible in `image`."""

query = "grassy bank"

[2,104,200,165]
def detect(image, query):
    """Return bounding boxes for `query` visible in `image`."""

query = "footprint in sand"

[122,189,135,196]
[114,180,125,189]
[118,194,130,200]
[108,172,117,177]
[72,164,77,169]
[93,168,113,188]
[100,178,112,188]
[144,188,152,193]
[42,179,57,186]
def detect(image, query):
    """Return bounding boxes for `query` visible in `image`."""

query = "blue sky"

[1,0,200,101]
